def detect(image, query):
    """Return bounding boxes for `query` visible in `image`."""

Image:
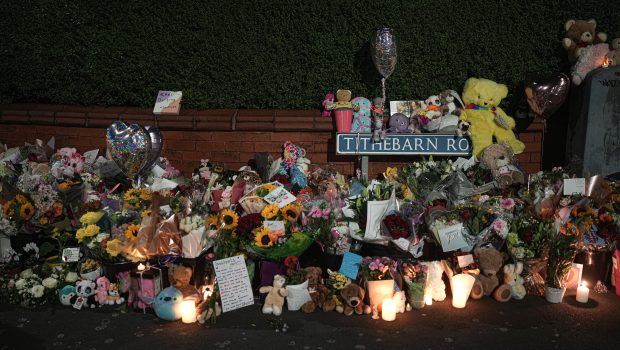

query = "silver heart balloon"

[106,121,151,180]
[371,28,397,79]
[140,125,164,176]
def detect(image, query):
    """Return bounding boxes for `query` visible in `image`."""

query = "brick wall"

[0,104,545,177]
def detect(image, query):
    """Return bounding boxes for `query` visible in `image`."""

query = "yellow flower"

[140,210,152,218]
[39,217,49,225]
[80,211,105,225]
[219,209,239,230]
[106,239,123,257]
[254,227,273,247]
[401,184,414,201]
[139,189,152,201]
[51,229,61,240]
[124,224,141,241]
[260,183,278,193]
[15,194,28,205]
[2,201,14,218]
[383,166,398,180]
[19,202,35,220]
[76,228,86,242]
[281,203,301,222]
[207,214,219,229]
[85,224,100,236]
[261,204,279,219]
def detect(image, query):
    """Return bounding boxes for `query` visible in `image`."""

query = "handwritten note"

[213,255,254,313]
[438,223,468,252]
[339,252,363,280]
[62,247,81,263]
[153,91,182,115]
[263,187,296,208]
[564,178,586,195]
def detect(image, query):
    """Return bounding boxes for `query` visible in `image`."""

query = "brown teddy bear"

[333,89,353,110]
[470,247,512,302]
[335,283,371,316]
[259,274,288,316]
[563,19,607,64]
[479,143,525,189]
[301,267,334,313]
[168,265,200,299]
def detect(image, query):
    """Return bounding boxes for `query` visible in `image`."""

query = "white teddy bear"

[503,262,526,300]
[259,274,288,316]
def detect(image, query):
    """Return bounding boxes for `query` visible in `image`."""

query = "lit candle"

[381,298,396,321]
[137,263,146,271]
[180,300,197,323]
[424,293,433,306]
[576,282,589,303]
[451,273,476,309]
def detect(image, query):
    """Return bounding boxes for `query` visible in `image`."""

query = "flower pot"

[545,286,567,303]
[366,279,394,311]
[334,109,353,132]
[408,282,426,309]
[286,280,312,311]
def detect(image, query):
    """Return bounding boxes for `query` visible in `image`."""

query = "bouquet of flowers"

[0,217,18,238]
[398,157,456,202]
[400,260,429,308]
[2,266,62,308]
[123,188,152,212]
[76,211,125,263]
[382,213,411,240]
[506,215,550,260]
[546,221,581,289]
[360,256,396,281]
[2,194,35,222]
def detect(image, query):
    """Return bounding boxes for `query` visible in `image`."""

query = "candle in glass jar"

[381,298,396,321]
[180,300,197,323]
[576,282,589,303]
[137,263,146,271]
[424,293,433,306]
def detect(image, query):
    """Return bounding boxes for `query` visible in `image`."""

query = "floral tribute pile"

[1,137,619,323]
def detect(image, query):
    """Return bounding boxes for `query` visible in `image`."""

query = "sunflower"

[219,209,239,230]
[207,214,219,230]
[140,209,152,218]
[281,203,301,222]
[124,224,141,241]
[254,227,273,247]
[2,201,14,218]
[19,202,35,220]
[261,204,279,219]
[15,194,28,205]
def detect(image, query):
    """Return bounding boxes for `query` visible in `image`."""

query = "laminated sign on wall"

[153,91,182,115]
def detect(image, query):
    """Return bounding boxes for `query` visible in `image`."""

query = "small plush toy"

[422,95,444,132]
[470,247,512,302]
[74,279,98,310]
[106,283,125,305]
[168,265,200,299]
[607,38,620,66]
[333,89,353,110]
[461,77,525,157]
[456,120,471,137]
[420,261,446,302]
[301,267,333,313]
[259,274,288,316]
[503,262,526,300]
[439,90,462,117]
[572,43,610,85]
[388,113,410,133]
[563,19,607,64]
[351,97,372,132]
[335,283,371,316]
[95,276,110,306]
[371,97,385,142]
[153,287,184,321]
[322,92,336,117]
[391,290,406,313]
[59,285,77,306]
[479,143,525,189]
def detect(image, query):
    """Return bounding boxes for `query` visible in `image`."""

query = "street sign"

[336,133,471,156]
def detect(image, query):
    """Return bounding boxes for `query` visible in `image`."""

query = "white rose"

[42,277,58,289]
[31,284,45,298]
[65,272,79,283]
[20,268,34,279]
[15,278,26,290]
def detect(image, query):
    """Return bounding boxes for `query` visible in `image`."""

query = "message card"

[263,187,296,208]
[213,255,254,313]
[564,178,586,196]
[438,223,468,252]
[339,252,363,280]
[153,91,182,115]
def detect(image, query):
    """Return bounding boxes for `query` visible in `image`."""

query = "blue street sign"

[336,133,471,156]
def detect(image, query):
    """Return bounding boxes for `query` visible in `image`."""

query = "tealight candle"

[180,300,197,323]
[137,263,146,271]
[425,293,433,306]
[576,282,589,303]
[381,298,396,321]
[451,273,476,309]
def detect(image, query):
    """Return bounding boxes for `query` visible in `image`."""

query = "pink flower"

[309,206,323,218]
[500,198,515,210]
[200,169,212,180]
[493,219,507,235]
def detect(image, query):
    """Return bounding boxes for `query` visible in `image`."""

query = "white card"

[151,165,165,178]
[213,255,254,313]
[263,220,285,233]
[457,254,475,268]
[364,199,389,240]
[263,187,296,208]
[62,247,81,263]
[83,149,99,165]
[153,91,182,115]
[566,263,583,290]
[438,223,468,252]
[564,178,586,196]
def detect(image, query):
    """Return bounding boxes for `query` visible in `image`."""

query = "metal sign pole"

[361,155,368,182]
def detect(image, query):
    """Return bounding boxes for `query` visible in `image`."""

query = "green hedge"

[1,0,618,109]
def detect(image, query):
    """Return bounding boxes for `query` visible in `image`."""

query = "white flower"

[65,272,79,283]
[20,268,34,279]
[24,242,39,255]
[95,233,110,242]
[42,277,58,289]
[15,278,26,290]
[30,284,45,298]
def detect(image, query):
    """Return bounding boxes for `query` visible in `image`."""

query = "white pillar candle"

[137,263,146,271]
[451,273,476,309]
[576,282,589,303]
[381,298,396,321]
[424,293,433,306]
[180,300,197,323]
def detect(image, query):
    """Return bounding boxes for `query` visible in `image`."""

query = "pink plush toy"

[322,92,336,117]
[95,276,110,306]
[572,43,610,85]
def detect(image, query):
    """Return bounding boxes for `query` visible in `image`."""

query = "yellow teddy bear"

[460,78,525,157]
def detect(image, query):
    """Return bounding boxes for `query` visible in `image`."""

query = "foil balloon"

[140,125,163,176]
[106,121,151,180]
[371,27,398,79]
[524,73,570,119]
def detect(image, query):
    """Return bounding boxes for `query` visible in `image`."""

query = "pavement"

[1,289,618,350]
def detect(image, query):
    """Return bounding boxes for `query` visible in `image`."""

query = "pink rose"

[500,198,515,210]
[493,219,507,234]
